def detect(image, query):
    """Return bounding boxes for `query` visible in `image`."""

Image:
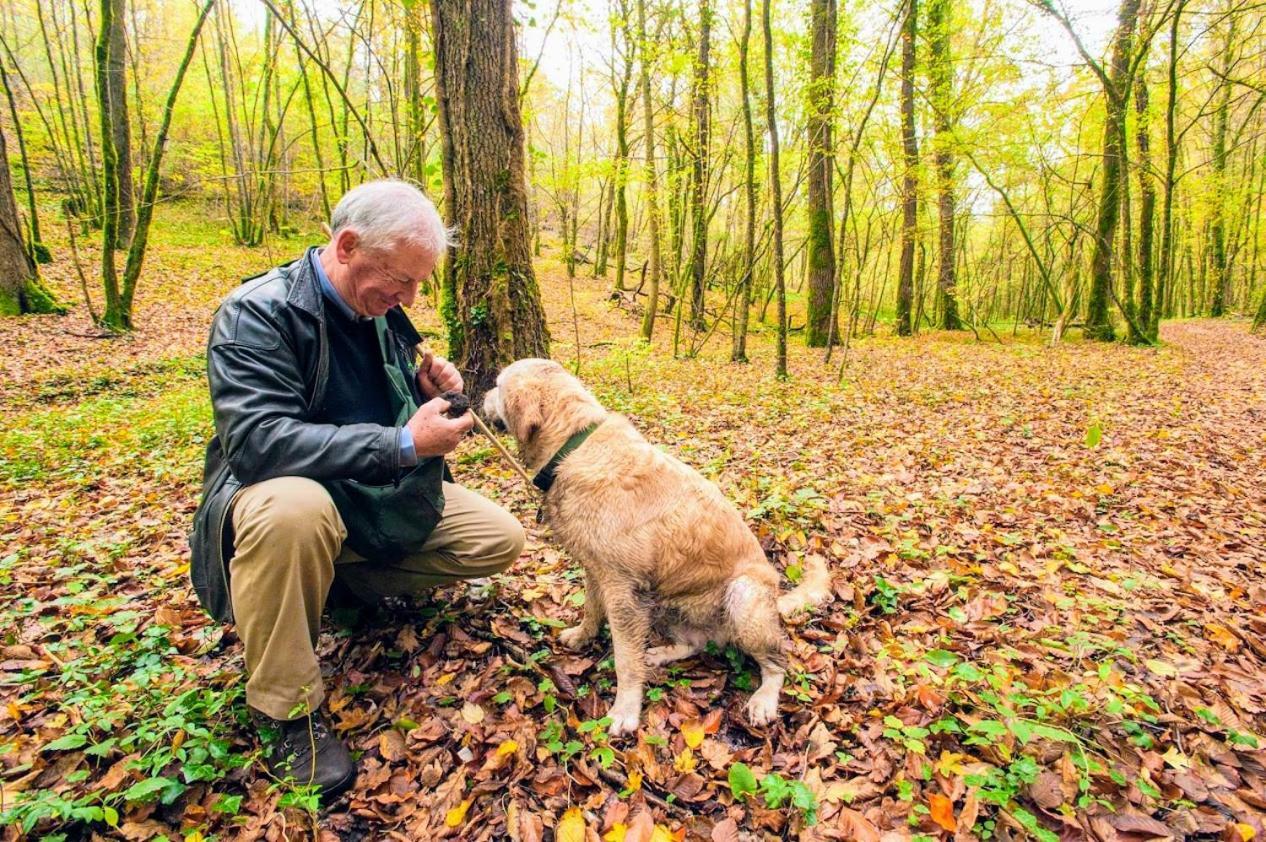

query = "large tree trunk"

[1132,67,1156,343]
[637,0,665,340]
[927,0,961,330]
[1155,0,1184,339]
[805,0,837,345]
[97,0,126,329]
[763,0,787,377]
[0,121,59,315]
[732,0,756,362]
[895,0,917,336]
[611,1,633,292]
[1085,0,1140,341]
[688,0,712,332]
[106,0,134,248]
[432,0,549,400]
[1208,15,1233,317]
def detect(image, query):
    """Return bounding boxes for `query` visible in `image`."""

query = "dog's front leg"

[559,567,605,651]
[603,584,650,736]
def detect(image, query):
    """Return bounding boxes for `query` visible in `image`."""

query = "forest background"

[0,0,1264,836]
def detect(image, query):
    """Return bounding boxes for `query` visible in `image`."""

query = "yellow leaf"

[650,826,674,842]
[934,751,968,777]
[557,807,587,842]
[496,739,519,757]
[436,673,455,686]
[627,769,643,791]
[680,718,705,749]
[604,824,627,842]
[929,793,957,833]
[673,748,697,773]
[1145,659,1178,678]
[445,798,473,828]
[1235,824,1256,842]
[1161,746,1190,770]
[1096,483,1114,495]
[1205,623,1240,652]
[184,832,205,842]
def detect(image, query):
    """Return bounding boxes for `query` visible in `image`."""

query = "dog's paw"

[645,645,676,668]
[606,702,641,736]
[745,690,780,726]
[558,625,594,651]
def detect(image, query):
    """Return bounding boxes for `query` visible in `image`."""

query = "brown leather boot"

[251,708,356,798]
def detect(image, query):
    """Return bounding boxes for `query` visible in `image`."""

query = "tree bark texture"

[805,0,837,345]
[431,0,550,399]
[896,0,918,336]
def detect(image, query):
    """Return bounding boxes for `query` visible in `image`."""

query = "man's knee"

[233,476,346,550]
[484,518,526,573]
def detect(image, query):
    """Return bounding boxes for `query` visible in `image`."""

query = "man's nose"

[399,282,418,307]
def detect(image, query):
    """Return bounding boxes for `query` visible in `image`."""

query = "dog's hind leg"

[726,577,789,726]
[559,568,605,651]
[603,582,652,736]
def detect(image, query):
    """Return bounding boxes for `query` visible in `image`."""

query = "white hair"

[329,179,455,257]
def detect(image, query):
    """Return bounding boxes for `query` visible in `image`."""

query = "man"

[189,180,525,797]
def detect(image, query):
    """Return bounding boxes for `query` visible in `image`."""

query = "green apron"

[323,317,446,561]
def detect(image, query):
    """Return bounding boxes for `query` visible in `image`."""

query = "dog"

[482,359,831,735]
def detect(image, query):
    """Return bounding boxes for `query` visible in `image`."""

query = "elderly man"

[189,180,525,797]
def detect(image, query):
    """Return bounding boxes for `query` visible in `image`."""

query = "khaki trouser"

[229,476,525,720]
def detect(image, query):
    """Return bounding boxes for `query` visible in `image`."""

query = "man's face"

[338,235,437,317]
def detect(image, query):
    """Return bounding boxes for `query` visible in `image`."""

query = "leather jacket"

[189,250,428,622]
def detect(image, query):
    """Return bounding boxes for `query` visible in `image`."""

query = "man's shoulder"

[210,257,309,350]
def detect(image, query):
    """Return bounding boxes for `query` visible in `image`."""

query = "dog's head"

[482,359,605,466]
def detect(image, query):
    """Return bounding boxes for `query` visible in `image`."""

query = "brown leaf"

[379,729,407,762]
[836,808,881,842]
[711,818,741,842]
[1029,769,1065,810]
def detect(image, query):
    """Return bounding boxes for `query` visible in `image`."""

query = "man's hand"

[406,396,474,457]
[416,351,463,400]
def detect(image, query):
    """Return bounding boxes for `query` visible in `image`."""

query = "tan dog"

[482,359,831,735]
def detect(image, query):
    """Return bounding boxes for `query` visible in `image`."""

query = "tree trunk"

[688,0,712,332]
[896,0,918,336]
[927,0,961,330]
[611,2,633,292]
[1132,67,1156,343]
[732,0,756,362]
[432,0,550,399]
[97,0,126,329]
[106,0,134,248]
[0,120,60,315]
[1208,15,1233,317]
[637,0,665,340]
[1085,0,1140,341]
[1155,0,1184,339]
[805,0,837,345]
[763,0,787,377]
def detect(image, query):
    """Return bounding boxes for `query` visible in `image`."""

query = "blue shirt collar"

[310,248,365,321]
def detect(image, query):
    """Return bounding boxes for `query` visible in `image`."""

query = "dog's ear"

[505,386,542,444]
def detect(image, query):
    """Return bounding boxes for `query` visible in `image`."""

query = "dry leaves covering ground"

[1,207,1264,841]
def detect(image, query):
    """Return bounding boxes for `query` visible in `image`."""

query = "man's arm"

[209,338,401,486]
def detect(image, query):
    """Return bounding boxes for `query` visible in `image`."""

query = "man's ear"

[333,228,360,263]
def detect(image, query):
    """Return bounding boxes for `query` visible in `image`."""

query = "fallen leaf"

[557,807,587,842]
[930,793,957,832]
[445,798,473,828]
[680,718,705,749]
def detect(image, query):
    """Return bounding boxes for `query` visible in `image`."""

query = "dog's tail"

[777,553,832,618]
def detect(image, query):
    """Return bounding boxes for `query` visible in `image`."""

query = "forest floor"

[1,205,1264,841]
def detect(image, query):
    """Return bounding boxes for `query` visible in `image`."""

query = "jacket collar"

[532,422,600,492]
[284,247,422,346]
[284,247,323,316]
